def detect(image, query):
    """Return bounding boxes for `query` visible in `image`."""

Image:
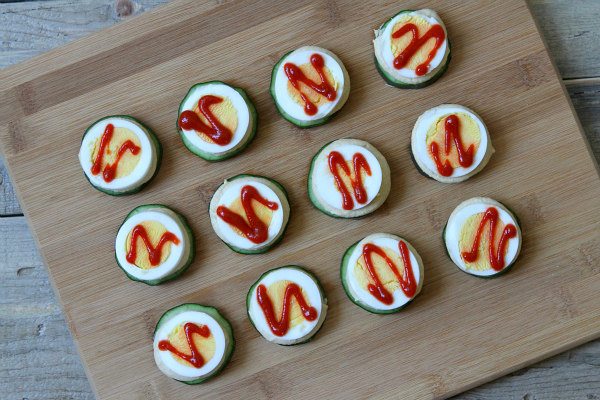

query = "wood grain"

[1,0,600,399]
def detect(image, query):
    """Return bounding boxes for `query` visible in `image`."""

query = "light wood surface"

[1,0,600,399]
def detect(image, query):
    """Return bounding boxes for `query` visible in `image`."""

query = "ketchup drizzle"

[461,207,518,271]
[158,323,210,368]
[178,95,233,146]
[126,224,180,267]
[328,151,372,210]
[256,282,317,337]
[392,23,446,76]
[217,185,279,244]
[284,53,337,116]
[429,114,475,177]
[91,123,141,183]
[362,241,417,305]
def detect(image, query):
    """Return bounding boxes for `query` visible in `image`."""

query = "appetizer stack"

[77,8,523,384]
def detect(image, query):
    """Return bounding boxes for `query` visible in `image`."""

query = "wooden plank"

[0,0,596,400]
[0,217,93,400]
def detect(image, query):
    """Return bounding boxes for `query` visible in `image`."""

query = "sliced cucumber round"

[411,104,494,183]
[373,9,451,88]
[153,303,234,384]
[308,138,391,218]
[444,197,522,278]
[270,46,350,128]
[115,204,195,285]
[246,266,327,345]
[177,81,257,161]
[341,233,424,314]
[209,174,290,254]
[79,115,162,196]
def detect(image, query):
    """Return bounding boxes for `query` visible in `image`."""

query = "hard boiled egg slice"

[308,138,390,218]
[444,197,522,277]
[115,205,194,285]
[271,46,350,127]
[411,104,494,183]
[153,304,234,384]
[209,174,290,254]
[247,266,327,345]
[79,115,161,195]
[341,233,424,314]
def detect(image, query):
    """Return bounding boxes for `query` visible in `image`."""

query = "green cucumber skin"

[115,204,195,286]
[306,140,372,219]
[154,303,235,385]
[213,174,290,255]
[269,52,335,129]
[374,10,452,89]
[82,115,163,196]
[246,266,327,346]
[177,81,258,161]
[441,200,521,279]
[340,241,416,314]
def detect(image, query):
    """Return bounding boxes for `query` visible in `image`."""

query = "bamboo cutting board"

[1,0,599,398]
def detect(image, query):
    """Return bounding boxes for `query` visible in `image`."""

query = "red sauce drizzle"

[178,95,233,146]
[158,323,210,368]
[283,53,337,116]
[91,123,141,183]
[126,224,180,267]
[461,207,518,271]
[256,282,318,337]
[392,23,446,76]
[328,151,372,210]
[216,185,279,244]
[429,114,475,177]
[362,241,417,305]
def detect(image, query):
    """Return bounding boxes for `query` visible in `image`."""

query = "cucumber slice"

[444,197,522,278]
[79,115,162,196]
[341,233,424,314]
[153,303,234,384]
[270,46,350,128]
[177,81,257,161]
[411,104,494,183]
[373,9,451,88]
[115,204,195,285]
[308,138,391,218]
[209,174,290,254]
[246,266,327,345]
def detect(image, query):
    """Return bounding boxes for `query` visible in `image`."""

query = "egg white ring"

[345,233,424,311]
[273,46,349,122]
[79,117,157,192]
[115,207,190,281]
[445,197,522,277]
[153,310,228,381]
[309,138,391,218]
[411,104,494,183]
[179,83,251,155]
[248,267,327,345]
[374,9,450,84]
[209,176,289,251]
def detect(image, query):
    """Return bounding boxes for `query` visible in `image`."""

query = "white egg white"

[79,117,158,193]
[374,9,450,85]
[153,310,229,382]
[411,104,494,183]
[272,46,350,122]
[209,176,289,252]
[247,267,327,345]
[444,197,522,277]
[309,138,390,218]
[115,207,192,282]
[179,82,253,156]
[343,233,424,312]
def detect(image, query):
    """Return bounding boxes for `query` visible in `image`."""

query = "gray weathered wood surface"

[0,1,598,399]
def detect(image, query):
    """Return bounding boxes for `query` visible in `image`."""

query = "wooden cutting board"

[1,0,599,398]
